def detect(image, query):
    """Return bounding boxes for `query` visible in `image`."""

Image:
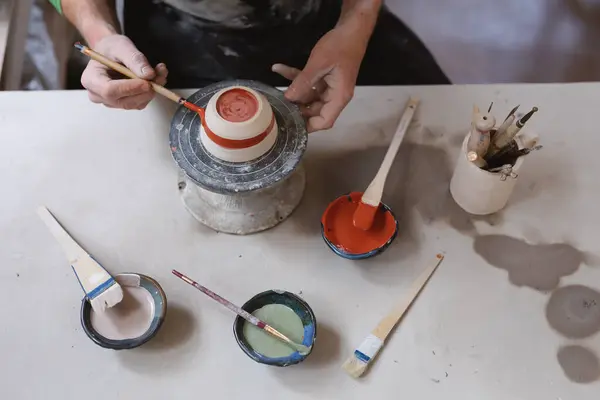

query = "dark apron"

[121,0,450,89]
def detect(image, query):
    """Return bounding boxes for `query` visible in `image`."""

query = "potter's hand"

[272,25,368,132]
[80,35,168,110]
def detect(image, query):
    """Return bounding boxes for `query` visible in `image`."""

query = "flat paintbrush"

[37,206,123,313]
[74,42,205,118]
[352,97,419,230]
[172,269,310,355]
[342,254,445,378]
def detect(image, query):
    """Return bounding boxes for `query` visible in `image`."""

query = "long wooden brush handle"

[362,97,419,206]
[76,43,183,105]
[372,254,444,340]
[171,270,309,353]
[37,206,88,264]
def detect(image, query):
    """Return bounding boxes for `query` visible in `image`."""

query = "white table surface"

[1,84,599,400]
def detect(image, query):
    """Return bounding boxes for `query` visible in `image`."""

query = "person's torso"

[158,0,323,28]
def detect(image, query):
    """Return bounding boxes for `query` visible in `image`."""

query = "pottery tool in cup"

[486,144,543,170]
[467,110,495,158]
[37,206,123,313]
[74,42,205,118]
[487,106,538,157]
[503,104,520,122]
[342,253,444,378]
[493,104,520,139]
[467,150,487,169]
[172,269,311,355]
[352,97,419,231]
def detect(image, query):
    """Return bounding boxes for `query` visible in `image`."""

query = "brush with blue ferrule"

[37,206,123,313]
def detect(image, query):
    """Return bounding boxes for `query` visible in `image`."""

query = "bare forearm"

[337,0,382,43]
[61,0,120,47]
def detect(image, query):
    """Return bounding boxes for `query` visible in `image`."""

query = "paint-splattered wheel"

[169,80,307,195]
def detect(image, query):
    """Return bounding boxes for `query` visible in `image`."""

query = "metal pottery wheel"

[169,80,308,235]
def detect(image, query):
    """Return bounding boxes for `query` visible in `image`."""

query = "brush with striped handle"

[342,253,445,378]
[37,206,123,313]
[172,269,311,355]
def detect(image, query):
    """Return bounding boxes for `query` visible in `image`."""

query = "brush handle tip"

[171,269,196,286]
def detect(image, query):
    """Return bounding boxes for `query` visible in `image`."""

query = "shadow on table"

[288,136,483,282]
[270,322,342,392]
[117,304,198,375]
[508,140,574,209]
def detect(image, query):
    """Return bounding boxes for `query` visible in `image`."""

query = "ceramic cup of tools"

[450,133,526,215]
[200,86,278,163]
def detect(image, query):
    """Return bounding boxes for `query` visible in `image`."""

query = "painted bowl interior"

[233,290,317,367]
[80,273,167,350]
[169,79,308,195]
[205,86,273,140]
[321,192,399,260]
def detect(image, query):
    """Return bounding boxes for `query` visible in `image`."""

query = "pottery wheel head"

[170,80,307,195]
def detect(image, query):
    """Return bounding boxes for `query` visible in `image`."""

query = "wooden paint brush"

[74,42,205,118]
[467,150,487,168]
[342,254,444,378]
[172,270,311,355]
[37,206,124,313]
[353,97,419,231]
[488,106,538,156]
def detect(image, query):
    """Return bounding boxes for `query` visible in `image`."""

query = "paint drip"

[322,192,396,254]
[242,304,304,358]
[89,286,155,340]
[216,88,258,122]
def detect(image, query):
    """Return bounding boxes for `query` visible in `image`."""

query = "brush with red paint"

[74,42,205,118]
[171,269,311,355]
[353,97,419,231]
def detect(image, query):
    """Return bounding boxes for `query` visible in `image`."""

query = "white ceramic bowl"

[200,86,278,163]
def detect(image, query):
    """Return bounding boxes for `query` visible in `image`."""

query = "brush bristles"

[353,202,378,231]
[341,353,369,378]
[89,283,124,313]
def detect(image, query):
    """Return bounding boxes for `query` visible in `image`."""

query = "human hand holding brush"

[80,35,168,110]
